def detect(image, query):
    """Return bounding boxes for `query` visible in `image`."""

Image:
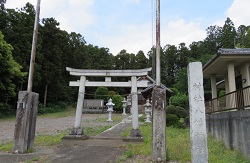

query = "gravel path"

[0,113,125,144]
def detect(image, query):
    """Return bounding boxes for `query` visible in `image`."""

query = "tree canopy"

[1,2,250,116]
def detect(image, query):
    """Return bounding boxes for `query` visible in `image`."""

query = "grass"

[120,123,250,163]
[37,106,76,118]
[84,125,112,136]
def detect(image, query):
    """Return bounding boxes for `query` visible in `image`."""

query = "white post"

[130,76,141,137]
[71,76,86,135]
[211,75,218,111]
[188,62,208,163]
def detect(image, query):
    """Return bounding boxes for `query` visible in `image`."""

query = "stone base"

[63,135,89,140]
[69,128,84,135]
[130,129,142,137]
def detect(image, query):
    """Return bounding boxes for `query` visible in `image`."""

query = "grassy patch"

[84,125,112,136]
[34,133,66,146]
[37,106,75,118]
[121,124,249,163]
[96,114,129,123]
[0,141,12,152]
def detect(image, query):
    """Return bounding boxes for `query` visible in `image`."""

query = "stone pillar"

[225,76,230,109]
[227,62,236,108]
[241,63,250,87]
[188,62,208,163]
[27,93,39,150]
[13,91,39,154]
[211,75,218,111]
[152,87,166,162]
[130,76,141,137]
[227,62,236,92]
[241,63,250,106]
[71,76,86,135]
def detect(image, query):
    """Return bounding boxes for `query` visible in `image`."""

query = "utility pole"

[13,0,41,154]
[155,0,160,86]
[27,0,41,92]
[152,0,167,162]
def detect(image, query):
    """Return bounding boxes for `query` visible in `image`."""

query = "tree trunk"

[43,84,48,108]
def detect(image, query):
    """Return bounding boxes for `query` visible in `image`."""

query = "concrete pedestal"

[13,91,39,154]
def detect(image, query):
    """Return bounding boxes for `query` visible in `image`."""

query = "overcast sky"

[5,0,250,55]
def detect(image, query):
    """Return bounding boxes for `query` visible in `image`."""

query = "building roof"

[203,48,250,77]
[140,75,173,99]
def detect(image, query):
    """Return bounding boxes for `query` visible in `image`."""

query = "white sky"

[5,0,250,55]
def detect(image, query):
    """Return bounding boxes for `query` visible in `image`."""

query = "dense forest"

[1,2,250,117]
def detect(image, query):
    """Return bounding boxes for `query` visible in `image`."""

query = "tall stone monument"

[188,62,208,163]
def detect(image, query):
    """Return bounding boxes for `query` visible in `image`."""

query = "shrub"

[0,103,14,118]
[166,105,176,114]
[175,106,187,118]
[37,101,68,114]
[166,114,179,127]
[166,105,187,119]
[95,87,108,101]
[111,95,123,112]
[169,93,189,108]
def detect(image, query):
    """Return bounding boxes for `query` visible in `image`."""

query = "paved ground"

[0,115,143,163]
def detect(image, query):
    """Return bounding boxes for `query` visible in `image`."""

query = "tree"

[220,17,237,48]
[135,50,148,69]
[204,25,222,54]
[0,32,26,116]
[95,87,108,101]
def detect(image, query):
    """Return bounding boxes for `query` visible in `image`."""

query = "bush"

[166,105,187,119]
[38,101,68,114]
[175,106,187,118]
[166,114,179,127]
[0,103,14,118]
[169,93,189,108]
[111,95,123,112]
[166,105,176,114]
[95,87,108,101]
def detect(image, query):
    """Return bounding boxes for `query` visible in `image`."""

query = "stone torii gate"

[66,67,152,137]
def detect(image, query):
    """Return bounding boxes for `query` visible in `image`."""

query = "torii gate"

[66,67,152,137]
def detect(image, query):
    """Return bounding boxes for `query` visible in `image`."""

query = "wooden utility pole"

[155,0,161,86]
[152,0,167,162]
[27,0,41,92]
[13,0,41,154]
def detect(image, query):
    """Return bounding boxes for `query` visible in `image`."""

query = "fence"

[205,86,250,113]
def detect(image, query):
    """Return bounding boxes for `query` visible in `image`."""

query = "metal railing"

[205,85,250,113]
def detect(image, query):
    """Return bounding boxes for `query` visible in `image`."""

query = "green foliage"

[175,106,187,118]
[0,102,14,118]
[37,102,68,114]
[107,91,116,100]
[169,93,189,108]
[95,87,108,101]
[34,133,66,146]
[0,32,26,117]
[166,114,179,127]
[121,125,249,162]
[169,87,179,96]
[166,105,187,128]
[218,90,226,97]
[0,141,12,152]
[111,95,123,112]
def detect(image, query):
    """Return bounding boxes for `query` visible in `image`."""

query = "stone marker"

[152,87,166,162]
[13,91,39,154]
[187,62,208,163]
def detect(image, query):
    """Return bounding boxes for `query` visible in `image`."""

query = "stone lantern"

[127,95,132,114]
[144,99,152,123]
[106,98,115,122]
[121,98,127,115]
